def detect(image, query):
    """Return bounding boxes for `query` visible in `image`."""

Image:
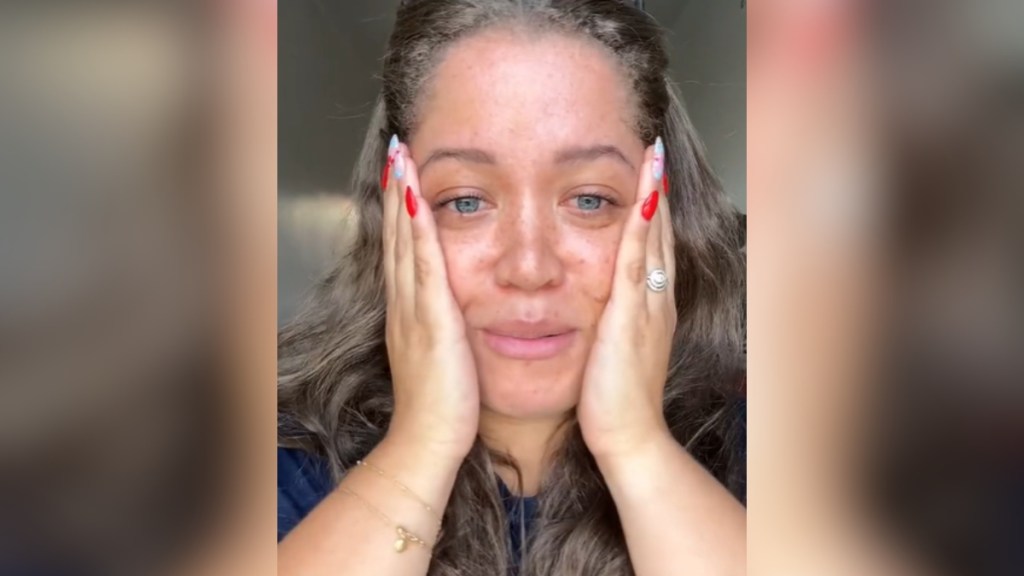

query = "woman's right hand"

[381,137,480,463]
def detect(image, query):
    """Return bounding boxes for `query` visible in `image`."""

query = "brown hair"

[279,1,745,573]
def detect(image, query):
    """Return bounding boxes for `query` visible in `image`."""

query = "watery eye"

[575,195,605,211]
[450,197,482,214]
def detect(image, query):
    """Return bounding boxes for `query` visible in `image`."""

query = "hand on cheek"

[381,137,481,463]
[578,136,678,464]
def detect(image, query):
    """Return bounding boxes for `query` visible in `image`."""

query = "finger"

[611,138,663,313]
[390,144,457,328]
[659,168,677,313]
[406,178,456,327]
[649,162,680,321]
[382,135,400,307]
[645,172,666,314]
[392,143,416,311]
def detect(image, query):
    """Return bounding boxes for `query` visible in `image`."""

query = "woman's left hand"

[578,137,678,464]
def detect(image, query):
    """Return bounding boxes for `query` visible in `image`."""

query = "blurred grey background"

[279,0,746,324]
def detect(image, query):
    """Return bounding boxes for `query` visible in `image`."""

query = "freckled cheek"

[437,230,492,306]
[564,234,619,307]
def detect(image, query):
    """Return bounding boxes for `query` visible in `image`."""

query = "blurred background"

[1,0,1019,575]
[0,3,277,575]
[278,0,747,324]
[748,1,1023,575]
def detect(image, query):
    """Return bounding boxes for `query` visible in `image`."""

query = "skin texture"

[410,29,646,421]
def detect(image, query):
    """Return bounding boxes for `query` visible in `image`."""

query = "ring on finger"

[646,268,668,292]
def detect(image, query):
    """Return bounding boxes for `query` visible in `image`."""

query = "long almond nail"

[394,148,406,180]
[662,173,669,193]
[652,136,665,182]
[381,157,391,189]
[405,186,418,218]
[388,134,399,155]
[641,190,659,221]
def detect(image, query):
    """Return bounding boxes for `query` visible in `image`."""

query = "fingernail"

[652,136,665,182]
[405,186,418,218]
[388,134,400,155]
[641,190,659,221]
[394,148,406,180]
[381,157,392,189]
[662,172,669,193]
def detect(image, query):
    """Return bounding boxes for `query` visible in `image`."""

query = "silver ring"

[646,268,668,292]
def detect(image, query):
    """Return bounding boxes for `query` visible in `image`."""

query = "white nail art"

[393,148,406,179]
[652,136,665,181]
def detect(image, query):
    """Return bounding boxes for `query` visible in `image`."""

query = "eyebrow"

[553,144,635,171]
[419,148,497,176]
[417,144,634,176]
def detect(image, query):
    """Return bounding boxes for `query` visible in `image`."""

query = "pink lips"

[480,321,577,360]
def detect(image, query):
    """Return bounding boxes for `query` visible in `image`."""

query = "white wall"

[665,1,746,212]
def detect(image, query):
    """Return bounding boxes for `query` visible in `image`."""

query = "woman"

[278,1,746,574]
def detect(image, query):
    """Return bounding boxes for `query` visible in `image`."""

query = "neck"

[478,408,572,497]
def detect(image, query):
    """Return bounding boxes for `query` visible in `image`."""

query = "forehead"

[413,27,639,156]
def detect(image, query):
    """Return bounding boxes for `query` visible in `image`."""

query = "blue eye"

[575,194,606,211]
[450,196,482,214]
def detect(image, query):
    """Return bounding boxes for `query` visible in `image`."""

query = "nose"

[493,197,565,292]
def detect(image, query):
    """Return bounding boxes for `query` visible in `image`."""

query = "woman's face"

[410,29,645,420]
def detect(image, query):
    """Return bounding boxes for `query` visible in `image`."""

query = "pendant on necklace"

[394,527,409,552]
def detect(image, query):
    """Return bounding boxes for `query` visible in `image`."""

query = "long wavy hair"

[279,1,746,574]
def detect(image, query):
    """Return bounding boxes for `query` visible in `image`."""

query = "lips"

[480,320,578,360]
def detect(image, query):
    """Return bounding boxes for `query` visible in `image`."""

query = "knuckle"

[411,315,438,348]
[414,253,433,285]
[394,237,408,261]
[625,259,646,285]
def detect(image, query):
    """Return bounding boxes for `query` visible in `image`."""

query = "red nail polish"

[405,186,418,218]
[641,190,659,221]
[662,173,669,192]
[381,157,391,189]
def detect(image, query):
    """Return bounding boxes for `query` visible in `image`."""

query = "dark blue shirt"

[277,447,539,559]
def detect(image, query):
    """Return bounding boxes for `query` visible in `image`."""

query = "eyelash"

[572,192,618,211]
[436,192,486,213]
[434,191,619,215]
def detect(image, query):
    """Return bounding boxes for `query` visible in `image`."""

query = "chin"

[476,360,583,420]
